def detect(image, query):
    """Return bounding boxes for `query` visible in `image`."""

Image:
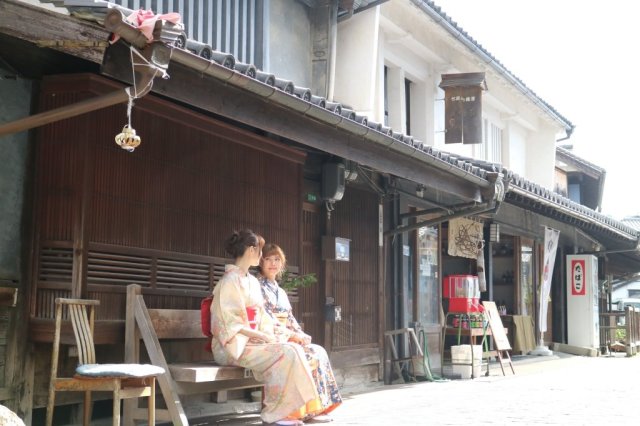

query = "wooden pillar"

[377,200,385,380]
[70,101,95,299]
[5,298,35,425]
[323,205,334,351]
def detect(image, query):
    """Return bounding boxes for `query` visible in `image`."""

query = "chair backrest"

[54,298,100,366]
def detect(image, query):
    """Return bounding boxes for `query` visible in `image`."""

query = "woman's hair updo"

[224,229,265,259]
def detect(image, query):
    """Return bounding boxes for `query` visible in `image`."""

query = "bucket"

[451,344,482,379]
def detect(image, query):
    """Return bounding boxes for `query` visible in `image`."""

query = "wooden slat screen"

[156,258,210,290]
[332,188,379,348]
[300,203,323,342]
[38,246,73,285]
[87,105,301,263]
[32,75,304,321]
[87,250,152,287]
[35,241,300,319]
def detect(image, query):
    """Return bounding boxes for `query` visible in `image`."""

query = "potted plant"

[279,268,318,301]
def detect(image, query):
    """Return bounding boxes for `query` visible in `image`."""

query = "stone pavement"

[189,352,640,426]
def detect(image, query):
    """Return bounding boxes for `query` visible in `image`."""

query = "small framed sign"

[322,236,351,261]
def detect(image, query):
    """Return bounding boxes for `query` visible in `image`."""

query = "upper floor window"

[475,119,503,163]
[383,65,415,135]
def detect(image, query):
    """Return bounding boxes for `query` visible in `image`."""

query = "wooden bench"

[123,284,261,426]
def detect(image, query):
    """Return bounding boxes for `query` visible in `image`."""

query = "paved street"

[191,352,640,426]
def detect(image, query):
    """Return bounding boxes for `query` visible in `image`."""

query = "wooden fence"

[600,307,640,356]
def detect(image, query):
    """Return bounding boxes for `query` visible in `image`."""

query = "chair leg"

[83,390,92,426]
[148,377,156,425]
[45,387,55,426]
[113,387,121,426]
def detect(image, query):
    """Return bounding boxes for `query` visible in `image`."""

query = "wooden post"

[123,284,142,426]
[4,282,35,424]
[625,307,633,357]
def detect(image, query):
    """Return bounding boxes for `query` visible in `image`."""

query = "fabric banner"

[539,227,560,333]
[448,218,484,259]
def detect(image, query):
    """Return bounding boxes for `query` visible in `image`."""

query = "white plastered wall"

[526,126,557,188]
[505,123,527,175]
[334,7,380,112]
[335,1,568,188]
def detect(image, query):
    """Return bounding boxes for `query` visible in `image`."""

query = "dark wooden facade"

[29,74,306,341]
[24,74,384,408]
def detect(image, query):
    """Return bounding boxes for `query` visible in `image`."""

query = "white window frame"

[475,118,503,163]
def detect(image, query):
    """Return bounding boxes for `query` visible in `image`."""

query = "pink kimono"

[210,265,319,423]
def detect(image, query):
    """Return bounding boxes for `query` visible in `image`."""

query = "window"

[475,119,503,163]
[415,226,439,325]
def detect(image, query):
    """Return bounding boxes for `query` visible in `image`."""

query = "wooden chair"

[46,298,164,426]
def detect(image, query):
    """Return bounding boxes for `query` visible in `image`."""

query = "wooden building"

[2,2,640,424]
[0,1,500,422]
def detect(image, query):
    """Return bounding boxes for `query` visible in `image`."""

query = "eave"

[1,1,500,205]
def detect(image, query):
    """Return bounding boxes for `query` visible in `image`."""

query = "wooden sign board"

[482,301,511,351]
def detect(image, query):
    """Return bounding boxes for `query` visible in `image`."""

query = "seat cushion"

[76,363,165,378]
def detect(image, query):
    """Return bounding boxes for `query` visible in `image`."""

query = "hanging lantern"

[114,124,141,152]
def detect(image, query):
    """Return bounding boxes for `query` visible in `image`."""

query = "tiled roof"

[556,146,606,176]
[51,1,637,243]
[94,3,493,189]
[504,169,636,238]
[429,151,638,241]
[622,216,640,232]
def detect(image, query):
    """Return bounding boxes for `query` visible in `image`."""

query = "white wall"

[335,0,568,188]
[334,7,379,112]
[267,0,312,87]
[506,124,527,175]
[526,127,557,188]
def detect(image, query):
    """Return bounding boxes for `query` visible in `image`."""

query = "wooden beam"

[0,89,129,137]
[0,0,109,64]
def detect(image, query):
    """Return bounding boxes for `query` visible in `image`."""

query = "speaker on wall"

[321,163,345,202]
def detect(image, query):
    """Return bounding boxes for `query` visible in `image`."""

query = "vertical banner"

[539,227,560,333]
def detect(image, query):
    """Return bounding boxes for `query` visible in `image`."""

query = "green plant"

[279,268,318,293]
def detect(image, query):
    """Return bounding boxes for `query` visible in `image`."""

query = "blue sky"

[432,0,640,220]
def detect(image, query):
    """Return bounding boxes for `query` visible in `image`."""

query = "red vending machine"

[443,275,481,313]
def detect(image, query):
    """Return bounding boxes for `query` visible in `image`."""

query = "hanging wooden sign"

[439,72,486,145]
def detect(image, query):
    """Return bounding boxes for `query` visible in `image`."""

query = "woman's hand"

[241,327,277,343]
[289,332,311,346]
[254,330,277,343]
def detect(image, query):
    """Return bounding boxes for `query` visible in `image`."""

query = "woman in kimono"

[210,230,319,426]
[258,243,342,423]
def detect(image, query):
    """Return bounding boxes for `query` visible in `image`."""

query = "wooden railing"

[599,307,640,356]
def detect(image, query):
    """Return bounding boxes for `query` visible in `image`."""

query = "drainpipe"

[556,126,574,142]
